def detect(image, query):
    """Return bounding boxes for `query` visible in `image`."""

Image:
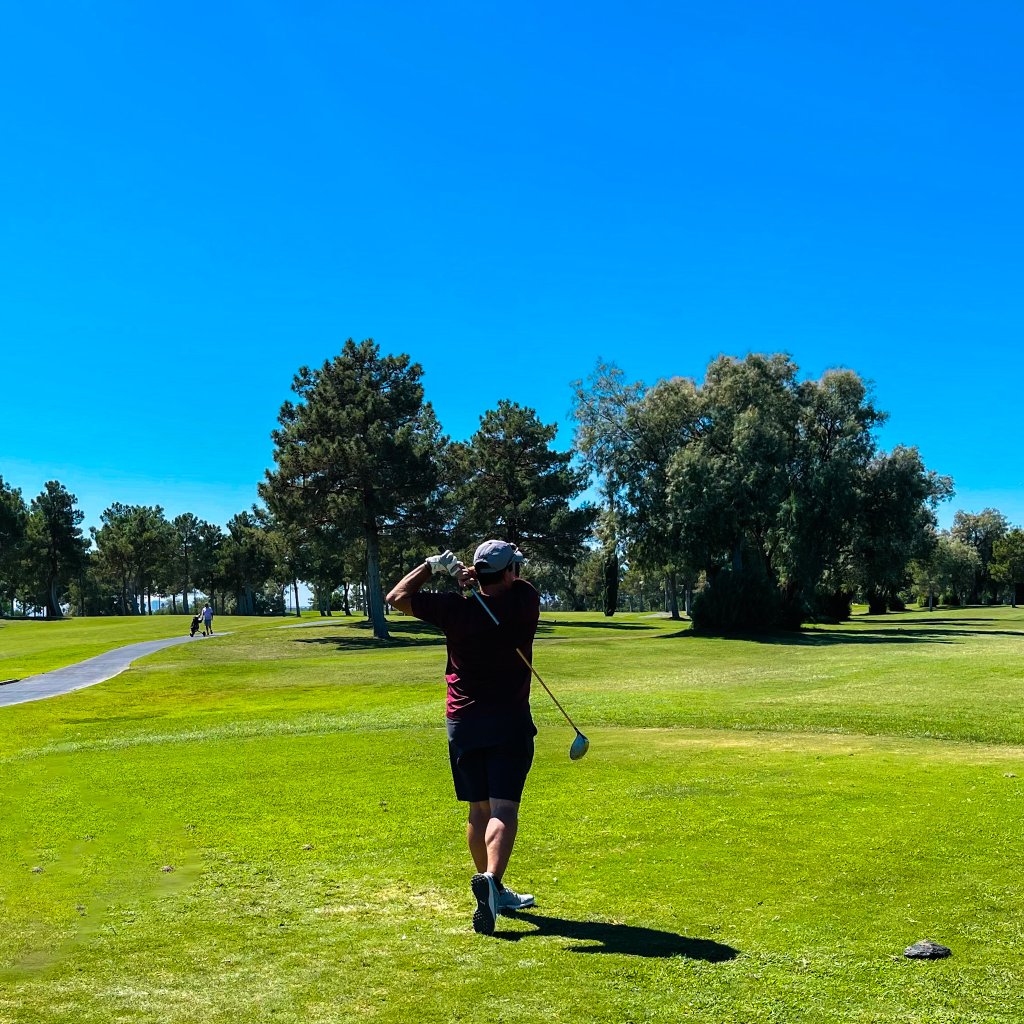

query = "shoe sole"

[470,874,496,935]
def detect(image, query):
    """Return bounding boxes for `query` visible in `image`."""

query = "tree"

[452,399,595,575]
[91,504,139,613]
[24,481,89,618]
[991,528,1024,607]
[219,511,275,614]
[931,534,982,606]
[622,376,705,618]
[850,447,953,613]
[0,476,28,615]
[194,521,225,611]
[171,513,203,613]
[951,509,1009,602]
[572,364,704,619]
[264,339,446,640]
[572,362,645,615]
[91,504,173,614]
[777,370,884,618]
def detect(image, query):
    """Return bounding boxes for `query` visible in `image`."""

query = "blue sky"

[2,0,1022,534]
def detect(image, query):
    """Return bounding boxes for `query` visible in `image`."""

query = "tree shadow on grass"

[657,626,1022,646]
[494,911,739,961]
[292,618,447,651]
[537,620,659,633]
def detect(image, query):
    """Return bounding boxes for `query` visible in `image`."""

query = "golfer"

[201,602,213,636]
[386,539,540,935]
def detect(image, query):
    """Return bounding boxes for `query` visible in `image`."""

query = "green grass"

[1,607,1022,1022]
[0,614,284,679]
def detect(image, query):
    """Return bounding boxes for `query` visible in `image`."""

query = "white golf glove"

[426,550,463,577]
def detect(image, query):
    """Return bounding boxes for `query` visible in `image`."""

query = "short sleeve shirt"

[410,579,541,720]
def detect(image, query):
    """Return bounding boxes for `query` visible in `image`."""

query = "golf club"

[466,584,590,761]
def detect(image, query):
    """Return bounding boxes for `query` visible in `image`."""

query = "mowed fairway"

[1,608,1022,1023]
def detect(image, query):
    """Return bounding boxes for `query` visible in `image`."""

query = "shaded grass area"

[1,606,1022,1022]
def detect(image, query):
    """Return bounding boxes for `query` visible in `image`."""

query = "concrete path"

[0,633,222,708]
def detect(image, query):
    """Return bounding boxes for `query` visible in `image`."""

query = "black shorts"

[448,736,535,803]
[446,713,536,803]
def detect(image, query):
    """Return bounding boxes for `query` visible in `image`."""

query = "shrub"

[691,568,782,634]
[815,590,853,622]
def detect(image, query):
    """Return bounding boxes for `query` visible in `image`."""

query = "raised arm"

[386,562,432,614]
[386,551,473,614]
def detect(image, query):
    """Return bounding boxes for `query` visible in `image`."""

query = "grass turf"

[0,614,278,680]
[1,606,1021,1022]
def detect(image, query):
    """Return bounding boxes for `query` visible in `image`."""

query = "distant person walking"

[201,602,213,636]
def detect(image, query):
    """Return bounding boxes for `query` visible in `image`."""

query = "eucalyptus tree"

[572,365,701,618]
[452,399,595,578]
[850,446,953,613]
[621,375,704,617]
[24,481,89,618]
[775,369,884,618]
[951,508,1009,602]
[990,528,1024,606]
[572,362,645,614]
[264,339,447,640]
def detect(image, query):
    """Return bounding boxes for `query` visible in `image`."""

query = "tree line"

[2,341,1023,633]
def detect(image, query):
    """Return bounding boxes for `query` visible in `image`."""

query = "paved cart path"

[0,634,224,708]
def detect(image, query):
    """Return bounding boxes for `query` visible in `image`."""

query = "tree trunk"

[602,549,618,617]
[364,520,389,640]
[667,572,681,620]
[46,579,62,619]
[293,579,301,617]
[342,582,351,616]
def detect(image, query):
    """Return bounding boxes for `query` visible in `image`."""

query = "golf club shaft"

[512,648,583,734]
[467,585,583,734]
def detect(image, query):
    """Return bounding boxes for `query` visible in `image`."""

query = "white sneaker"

[496,885,535,913]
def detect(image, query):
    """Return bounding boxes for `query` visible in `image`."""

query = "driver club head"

[569,731,590,761]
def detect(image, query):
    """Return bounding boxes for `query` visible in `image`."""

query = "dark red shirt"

[410,579,541,720]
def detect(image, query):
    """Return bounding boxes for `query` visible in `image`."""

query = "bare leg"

[483,798,519,886]
[467,801,490,873]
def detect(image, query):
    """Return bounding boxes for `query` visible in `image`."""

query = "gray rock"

[904,940,951,960]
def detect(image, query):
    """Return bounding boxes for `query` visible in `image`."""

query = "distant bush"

[814,590,853,622]
[691,568,782,634]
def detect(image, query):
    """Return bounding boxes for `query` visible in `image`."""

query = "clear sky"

[2,1,1021,535]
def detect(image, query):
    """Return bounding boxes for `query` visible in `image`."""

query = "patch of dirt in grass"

[315,883,460,919]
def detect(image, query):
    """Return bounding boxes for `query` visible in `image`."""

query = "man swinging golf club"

[385,539,539,935]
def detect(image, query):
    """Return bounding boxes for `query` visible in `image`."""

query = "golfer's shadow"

[495,911,738,961]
